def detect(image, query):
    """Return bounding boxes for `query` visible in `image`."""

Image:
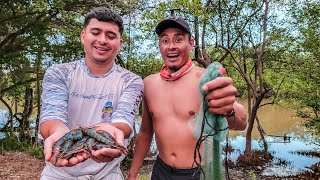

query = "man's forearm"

[227,102,248,130]
[129,131,153,177]
[111,122,131,139]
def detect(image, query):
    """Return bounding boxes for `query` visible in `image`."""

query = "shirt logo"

[103,101,113,112]
[101,101,113,120]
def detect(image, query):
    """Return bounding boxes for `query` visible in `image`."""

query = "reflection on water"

[0,109,8,126]
[231,99,309,139]
[228,99,320,176]
[227,135,320,176]
[1,99,319,176]
[0,109,37,139]
[0,109,8,139]
[134,121,158,155]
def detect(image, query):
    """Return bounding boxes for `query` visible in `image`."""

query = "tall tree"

[0,0,144,139]
[288,0,319,134]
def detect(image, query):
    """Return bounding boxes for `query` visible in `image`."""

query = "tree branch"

[0,77,43,95]
[217,45,256,95]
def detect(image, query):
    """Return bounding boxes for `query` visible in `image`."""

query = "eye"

[176,37,183,42]
[91,31,99,36]
[108,35,116,39]
[161,38,169,44]
[107,33,116,39]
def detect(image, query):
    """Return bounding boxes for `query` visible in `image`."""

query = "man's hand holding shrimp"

[43,127,90,167]
[90,122,126,163]
[42,121,127,167]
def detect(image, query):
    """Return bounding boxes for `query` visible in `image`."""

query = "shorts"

[151,156,200,180]
[40,162,124,180]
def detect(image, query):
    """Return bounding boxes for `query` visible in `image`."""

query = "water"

[227,134,319,176]
[134,120,158,155]
[227,99,320,176]
[0,109,9,139]
[0,108,37,139]
[1,100,319,176]
[262,135,319,176]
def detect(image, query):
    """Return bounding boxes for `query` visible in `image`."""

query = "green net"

[192,62,229,180]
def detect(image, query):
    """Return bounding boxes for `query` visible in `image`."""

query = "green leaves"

[0,0,318,137]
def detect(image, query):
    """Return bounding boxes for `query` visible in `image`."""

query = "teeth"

[168,53,178,57]
[95,46,108,51]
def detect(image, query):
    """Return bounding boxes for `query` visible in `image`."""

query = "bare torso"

[144,66,204,168]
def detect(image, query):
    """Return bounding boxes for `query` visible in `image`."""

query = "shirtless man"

[128,16,247,180]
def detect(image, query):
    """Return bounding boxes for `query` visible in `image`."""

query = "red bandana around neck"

[160,60,194,81]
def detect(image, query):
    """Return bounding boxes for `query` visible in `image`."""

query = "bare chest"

[146,78,201,122]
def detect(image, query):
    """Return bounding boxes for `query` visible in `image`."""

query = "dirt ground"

[0,151,318,180]
[0,151,153,180]
[0,151,45,180]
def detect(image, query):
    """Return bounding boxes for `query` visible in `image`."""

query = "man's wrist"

[127,172,138,179]
[226,108,236,130]
[226,108,235,117]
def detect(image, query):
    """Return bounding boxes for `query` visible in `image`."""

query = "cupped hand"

[54,151,90,167]
[44,130,90,167]
[91,147,122,163]
[43,130,67,163]
[90,123,125,163]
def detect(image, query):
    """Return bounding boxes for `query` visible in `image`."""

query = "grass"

[1,135,153,179]
[249,169,257,180]
[139,175,149,180]
[0,135,44,159]
[0,135,152,180]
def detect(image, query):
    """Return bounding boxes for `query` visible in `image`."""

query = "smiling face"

[159,27,194,72]
[81,18,123,65]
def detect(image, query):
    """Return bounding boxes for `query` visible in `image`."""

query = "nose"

[98,34,108,44]
[168,41,176,49]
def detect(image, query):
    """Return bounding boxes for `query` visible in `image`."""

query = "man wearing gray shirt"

[40,7,143,180]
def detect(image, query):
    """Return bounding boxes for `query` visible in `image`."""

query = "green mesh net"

[192,62,229,180]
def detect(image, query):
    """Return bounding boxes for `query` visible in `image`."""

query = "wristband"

[226,109,236,130]
[226,108,235,117]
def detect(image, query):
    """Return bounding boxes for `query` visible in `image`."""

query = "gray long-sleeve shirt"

[40,58,143,177]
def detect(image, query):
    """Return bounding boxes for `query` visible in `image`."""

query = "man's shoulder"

[177,65,204,81]
[144,73,160,82]
[193,65,205,72]
[114,64,142,82]
[47,60,79,74]
[115,65,138,75]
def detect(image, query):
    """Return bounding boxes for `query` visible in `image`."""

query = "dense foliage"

[0,0,318,158]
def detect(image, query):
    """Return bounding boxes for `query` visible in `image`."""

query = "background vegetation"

[0,0,318,168]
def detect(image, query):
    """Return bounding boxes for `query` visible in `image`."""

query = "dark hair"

[84,7,124,35]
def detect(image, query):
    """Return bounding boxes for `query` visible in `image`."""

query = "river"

[135,99,319,177]
[231,100,320,176]
[1,99,319,176]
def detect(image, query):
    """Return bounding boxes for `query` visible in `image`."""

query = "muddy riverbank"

[1,151,318,180]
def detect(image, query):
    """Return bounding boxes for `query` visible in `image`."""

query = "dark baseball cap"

[155,16,191,35]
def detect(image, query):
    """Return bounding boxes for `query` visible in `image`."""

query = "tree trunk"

[245,95,263,154]
[256,116,268,152]
[35,50,42,144]
[20,87,33,140]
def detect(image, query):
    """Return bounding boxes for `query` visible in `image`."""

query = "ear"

[190,37,195,48]
[120,38,123,47]
[80,30,85,44]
